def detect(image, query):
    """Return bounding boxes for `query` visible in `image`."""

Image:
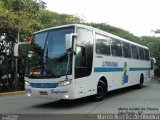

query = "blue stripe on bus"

[30,83,58,88]
[94,67,151,72]
[94,67,124,72]
[129,68,151,71]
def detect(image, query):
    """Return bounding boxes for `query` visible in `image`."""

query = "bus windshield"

[25,27,74,78]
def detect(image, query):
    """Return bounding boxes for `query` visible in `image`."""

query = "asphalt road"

[0,78,160,120]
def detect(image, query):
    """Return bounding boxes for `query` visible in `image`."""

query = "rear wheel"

[93,81,106,101]
[137,75,144,89]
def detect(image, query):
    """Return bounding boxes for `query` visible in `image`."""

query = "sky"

[43,0,160,37]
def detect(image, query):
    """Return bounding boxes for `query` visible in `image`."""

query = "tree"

[0,0,46,92]
[0,0,46,42]
[141,36,160,68]
[37,10,81,29]
[86,22,141,43]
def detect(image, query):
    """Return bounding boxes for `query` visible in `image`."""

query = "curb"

[0,91,25,96]
[153,77,160,81]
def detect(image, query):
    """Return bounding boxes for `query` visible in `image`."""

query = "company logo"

[102,61,118,67]
[51,89,68,94]
[122,62,128,84]
[43,70,48,76]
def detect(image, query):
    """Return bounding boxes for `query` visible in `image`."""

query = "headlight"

[25,81,30,86]
[58,79,72,87]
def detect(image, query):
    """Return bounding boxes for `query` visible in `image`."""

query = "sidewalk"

[0,91,25,96]
[153,77,160,81]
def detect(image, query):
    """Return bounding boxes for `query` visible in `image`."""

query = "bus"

[23,24,151,101]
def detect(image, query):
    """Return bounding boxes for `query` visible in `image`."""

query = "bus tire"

[93,81,106,101]
[137,74,144,89]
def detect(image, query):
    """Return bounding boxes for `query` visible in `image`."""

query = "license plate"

[39,91,48,95]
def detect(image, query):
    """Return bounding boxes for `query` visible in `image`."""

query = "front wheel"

[93,81,106,101]
[137,75,144,89]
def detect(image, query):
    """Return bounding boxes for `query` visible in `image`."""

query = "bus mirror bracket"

[65,33,78,52]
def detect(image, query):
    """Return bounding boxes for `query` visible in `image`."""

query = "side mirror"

[150,58,156,70]
[14,42,29,57]
[14,43,19,57]
[65,33,78,51]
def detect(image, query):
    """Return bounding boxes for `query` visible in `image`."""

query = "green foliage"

[86,23,141,43]
[0,0,46,42]
[141,36,160,68]
[0,0,46,91]
[37,10,81,29]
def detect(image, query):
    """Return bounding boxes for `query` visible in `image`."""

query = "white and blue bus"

[24,24,151,101]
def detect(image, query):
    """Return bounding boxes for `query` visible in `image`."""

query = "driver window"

[75,46,86,68]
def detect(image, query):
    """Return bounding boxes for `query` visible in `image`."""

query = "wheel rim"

[97,86,104,99]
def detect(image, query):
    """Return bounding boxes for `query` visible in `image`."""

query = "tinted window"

[96,34,110,55]
[122,42,131,58]
[75,28,93,78]
[26,27,73,78]
[111,38,122,57]
[151,59,154,70]
[47,29,71,54]
[75,46,86,67]
[144,49,149,61]
[139,47,145,60]
[131,45,139,59]
[34,32,47,49]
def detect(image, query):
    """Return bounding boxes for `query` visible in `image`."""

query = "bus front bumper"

[25,85,75,100]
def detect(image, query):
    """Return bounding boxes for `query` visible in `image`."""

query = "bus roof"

[34,24,148,49]
[34,24,92,34]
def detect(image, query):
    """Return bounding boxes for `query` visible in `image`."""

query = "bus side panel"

[92,56,151,92]
[75,76,97,98]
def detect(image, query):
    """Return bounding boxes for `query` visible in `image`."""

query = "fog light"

[26,93,31,97]
[64,95,69,99]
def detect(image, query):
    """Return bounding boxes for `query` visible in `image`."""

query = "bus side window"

[131,45,139,59]
[75,46,86,67]
[122,42,131,58]
[151,59,154,70]
[111,38,122,57]
[96,34,111,55]
[139,47,145,60]
[144,49,149,61]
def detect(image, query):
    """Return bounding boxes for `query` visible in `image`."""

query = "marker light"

[29,72,41,76]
